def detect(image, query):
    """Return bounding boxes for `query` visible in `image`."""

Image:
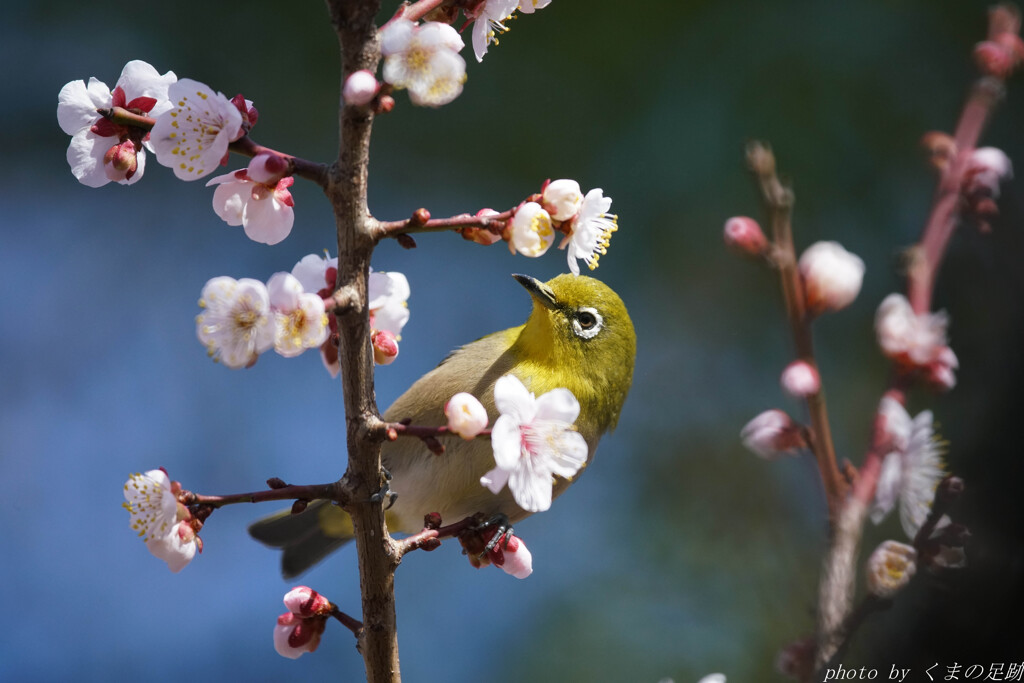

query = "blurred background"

[3,0,1023,679]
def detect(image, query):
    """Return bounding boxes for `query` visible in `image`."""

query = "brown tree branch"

[374,209,513,239]
[323,1,403,681]
[747,141,845,525]
[181,481,345,508]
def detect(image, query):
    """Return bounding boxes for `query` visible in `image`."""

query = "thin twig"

[747,141,845,525]
[374,209,512,239]
[180,482,344,508]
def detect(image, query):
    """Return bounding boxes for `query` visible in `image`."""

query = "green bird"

[249,273,636,578]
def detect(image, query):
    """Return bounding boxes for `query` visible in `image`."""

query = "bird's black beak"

[513,274,559,310]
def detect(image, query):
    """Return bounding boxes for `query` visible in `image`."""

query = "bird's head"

[512,273,636,431]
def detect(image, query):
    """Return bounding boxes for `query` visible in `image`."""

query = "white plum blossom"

[865,540,918,598]
[381,20,466,107]
[206,169,296,245]
[480,375,588,513]
[564,188,617,276]
[445,392,489,439]
[267,273,329,358]
[369,269,411,338]
[875,293,957,387]
[697,676,727,683]
[871,397,946,538]
[798,241,865,314]
[57,60,176,187]
[509,202,555,257]
[542,178,583,221]
[196,277,276,368]
[150,78,244,180]
[470,0,519,62]
[122,469,198,572]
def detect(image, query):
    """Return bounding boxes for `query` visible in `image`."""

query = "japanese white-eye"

[250,273,636,577]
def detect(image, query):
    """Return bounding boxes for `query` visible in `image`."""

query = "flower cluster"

[58,60,176,187]
[196,273,328,369]
[122,469,201,572]
[482,179,617,275]
[480,374,588,512]
[875,293,958,390]
[59,62,291,246]
[870,397,946,538]
[273,586,332,659]
[291,253,410,376]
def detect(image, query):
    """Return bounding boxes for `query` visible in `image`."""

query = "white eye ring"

[572,307,603,339]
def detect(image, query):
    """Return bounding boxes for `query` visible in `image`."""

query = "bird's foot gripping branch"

[63,2,636,679]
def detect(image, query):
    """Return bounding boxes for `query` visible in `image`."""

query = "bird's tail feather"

[248,500,355,579]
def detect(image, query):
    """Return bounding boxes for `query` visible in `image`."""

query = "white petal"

[534,388,580,424]
[267,272,303,312]
[243,194,295,245]
[380,18,415,55]
[870,452,902,525]
[211,181,248,226]
[471,18,491,63]
[292,254,333,293]
[117,60,176,111]
[373,301,410,336]
[493,374,537,424]
[491,414,524,471]
[546,430,588,479]
[508,462,552,512]
[66,129,112,187]
[480,466,510,494]
[57,78,108,135]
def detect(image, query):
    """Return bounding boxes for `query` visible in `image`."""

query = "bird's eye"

[572,307,603,339]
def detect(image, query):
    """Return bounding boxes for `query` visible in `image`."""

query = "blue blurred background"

[3,0,1023,680]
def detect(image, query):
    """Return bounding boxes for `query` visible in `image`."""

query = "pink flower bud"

[723,216,768,257]
[740,409,806,460]
[865,540,917,598]
[780,360,820,398]
[974,39,1020,78]
[444,392,488,439]
[103,140,138,182]
[487,533,533,579]
[964,147,1014,199]
[283,586,332,617]
[247,153,289,185]
[273,612,325,659]
[372,329,399,365]
[798,241,865,314]
[343,69,380,106]
[875,293,950,369]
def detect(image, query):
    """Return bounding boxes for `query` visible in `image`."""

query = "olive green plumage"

[249,273,636,578]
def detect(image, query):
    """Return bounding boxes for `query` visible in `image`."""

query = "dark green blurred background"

[3,0,1022,680]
